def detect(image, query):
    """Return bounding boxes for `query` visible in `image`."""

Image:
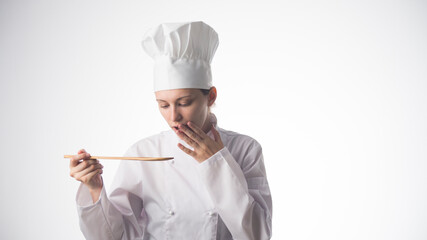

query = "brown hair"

[200,89,210,95]
[200,88,215,111]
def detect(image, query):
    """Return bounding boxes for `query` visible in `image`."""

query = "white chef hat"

[141,21,219,92]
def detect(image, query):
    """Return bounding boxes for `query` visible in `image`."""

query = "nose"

[171,105,182,123]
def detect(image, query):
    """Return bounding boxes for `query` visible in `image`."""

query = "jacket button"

[169,210,175,216]
[208,211,215,216]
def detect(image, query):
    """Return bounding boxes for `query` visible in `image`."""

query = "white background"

[1,0,426,239]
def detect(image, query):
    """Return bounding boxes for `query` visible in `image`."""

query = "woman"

[69,21,272,240]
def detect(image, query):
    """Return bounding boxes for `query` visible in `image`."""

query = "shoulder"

[218,127,262,153]
[217,127,265,172]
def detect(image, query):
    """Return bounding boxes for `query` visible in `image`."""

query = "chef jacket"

[76,116,272,240]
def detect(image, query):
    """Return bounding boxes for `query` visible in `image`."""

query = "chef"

[69,21,272,240]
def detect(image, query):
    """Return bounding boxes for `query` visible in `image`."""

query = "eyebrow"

[156,95,193,102]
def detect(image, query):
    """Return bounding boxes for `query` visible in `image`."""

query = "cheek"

[188,103,208,123]
[159,108,169,121]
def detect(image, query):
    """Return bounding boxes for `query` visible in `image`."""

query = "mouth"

[171,124,187,131]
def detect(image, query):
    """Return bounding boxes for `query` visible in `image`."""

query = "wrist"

[89,187,102,203]
[88,185,102,193]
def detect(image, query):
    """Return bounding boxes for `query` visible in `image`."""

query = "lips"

[172,124,187,131]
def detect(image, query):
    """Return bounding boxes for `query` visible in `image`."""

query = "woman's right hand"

[69,149,104,202]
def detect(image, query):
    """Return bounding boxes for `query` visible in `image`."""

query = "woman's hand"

[174,122,224,163]
[69,149,104,202]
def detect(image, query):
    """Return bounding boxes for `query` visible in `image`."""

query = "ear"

[207,87,217,107]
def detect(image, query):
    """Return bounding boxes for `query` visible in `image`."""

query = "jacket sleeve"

[197,144,273,240]
[76,160,146,240]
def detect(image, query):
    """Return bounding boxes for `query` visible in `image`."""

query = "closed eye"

[178,101,192,107]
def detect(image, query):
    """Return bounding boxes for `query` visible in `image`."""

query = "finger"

[70,159,99,175]
[78,149,87,154]
[80,168,103,183]
[211,125,223,144]
[176,129,199,148]
[74,163,104,180]
[78,162,103,177]
[72,163,101,180]
[177,143,196,157]
[179,124,203,142]
[70,160,100,179]
[70,152,91,167]
[187,122,207,139]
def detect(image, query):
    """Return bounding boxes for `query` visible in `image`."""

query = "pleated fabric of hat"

[141,21,219,92]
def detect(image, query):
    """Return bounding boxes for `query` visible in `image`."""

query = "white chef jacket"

[76,116,272,240]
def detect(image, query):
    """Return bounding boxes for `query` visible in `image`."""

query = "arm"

[76,184,125,240]
[197,145,272,240]
[75,153,146,240]
[175,122,272,239]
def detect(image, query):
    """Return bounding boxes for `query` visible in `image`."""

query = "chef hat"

[141,21,219,92]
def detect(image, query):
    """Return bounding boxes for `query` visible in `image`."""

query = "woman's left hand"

[175,121,224,163]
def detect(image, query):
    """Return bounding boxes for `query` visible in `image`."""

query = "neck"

[201,114,213,133]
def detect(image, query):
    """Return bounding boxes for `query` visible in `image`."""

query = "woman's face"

[155,88,216,133]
